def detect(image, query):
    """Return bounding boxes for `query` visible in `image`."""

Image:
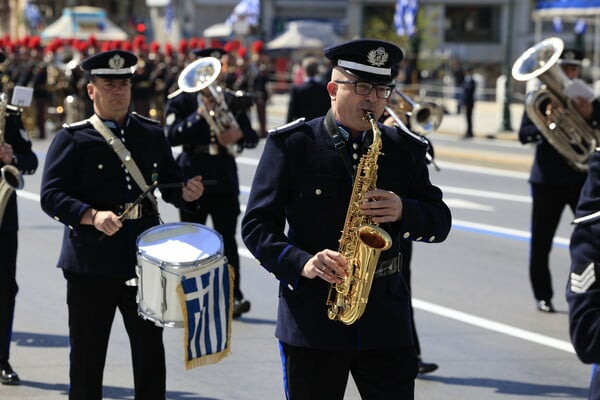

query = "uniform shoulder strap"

[88,114,156,205]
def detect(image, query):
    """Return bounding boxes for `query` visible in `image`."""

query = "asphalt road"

[1,95,593,400]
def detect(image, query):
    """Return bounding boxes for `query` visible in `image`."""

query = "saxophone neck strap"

[88,114,156,205]
[324,110,354,179]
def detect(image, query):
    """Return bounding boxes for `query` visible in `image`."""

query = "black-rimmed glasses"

[334,80,393,99]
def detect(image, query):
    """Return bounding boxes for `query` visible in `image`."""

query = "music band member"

[164,48,258,318]
[567,149,600,400]
[242,39,451,399]
[40,50,204,399]
[518,47,588,313]
[0,50,38,385]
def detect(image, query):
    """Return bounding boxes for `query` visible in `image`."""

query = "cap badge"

[367,47,389,67]
[564,51,575,60]
[108,55,125,69]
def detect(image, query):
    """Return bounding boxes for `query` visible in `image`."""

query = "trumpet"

[386,88,444,135]
[169,57,241,156]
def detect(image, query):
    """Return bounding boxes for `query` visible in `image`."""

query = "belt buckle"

[122,203,142,220]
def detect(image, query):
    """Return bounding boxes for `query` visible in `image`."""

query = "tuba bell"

[168,57,241,155]
[511,37,600,172]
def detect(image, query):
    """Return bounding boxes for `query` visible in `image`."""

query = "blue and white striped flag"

[164,1,175,33]
[394,0,418,37]
[178,261,233,369]
[575,18,587,34]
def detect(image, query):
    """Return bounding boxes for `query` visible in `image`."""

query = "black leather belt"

[112,200,157,220]
[374,254,402,278]
[182,144,226,155]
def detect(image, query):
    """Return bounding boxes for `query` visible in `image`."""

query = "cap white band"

[90,66,136,75]
[337,59,390,76]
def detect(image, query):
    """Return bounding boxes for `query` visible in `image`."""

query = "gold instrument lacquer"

[326,112,392,325]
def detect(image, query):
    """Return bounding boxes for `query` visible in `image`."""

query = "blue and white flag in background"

[575,18,587,34]
[226,0,260,27]
[178,261,233,369]
[394,0,418,37]
[164,1,175,33]
[552,17,563,32]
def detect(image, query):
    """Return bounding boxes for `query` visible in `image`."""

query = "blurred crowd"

[0,34,273,138]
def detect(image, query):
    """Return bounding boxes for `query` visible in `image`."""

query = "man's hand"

[301,250,348,284]
[182,175,204,202]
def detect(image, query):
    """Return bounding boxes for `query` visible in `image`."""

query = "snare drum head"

[137,222,223,266]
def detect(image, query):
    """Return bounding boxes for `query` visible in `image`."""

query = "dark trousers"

[464,102,474,136]
[0,232,18,363]
[400,239,421,355]
[180,194,243,300]
[529,183,580,301]
[65,274,165,400]
[279,342,418,400]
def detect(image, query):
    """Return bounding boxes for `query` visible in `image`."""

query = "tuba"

[0,93,24,224]
[168,57,241,155]
[386,87,444,135]
[512,37,600,172]
[326,112,392,325]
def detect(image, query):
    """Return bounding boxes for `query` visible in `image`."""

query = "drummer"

[39,50,204,399]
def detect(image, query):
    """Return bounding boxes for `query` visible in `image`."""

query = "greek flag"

[164,1,175,33]
[178,261,233,369]
[394,0,418,37]
[226,0,260,27]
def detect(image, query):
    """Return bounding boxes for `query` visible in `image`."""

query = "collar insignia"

[367,47,388,67]
[108,55,125,69]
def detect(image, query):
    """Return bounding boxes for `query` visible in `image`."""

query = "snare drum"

[136,222,226,327]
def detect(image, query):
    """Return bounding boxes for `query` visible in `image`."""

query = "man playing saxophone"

[242,39,451,400]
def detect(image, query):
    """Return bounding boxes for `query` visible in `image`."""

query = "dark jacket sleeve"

[568,150,600,364]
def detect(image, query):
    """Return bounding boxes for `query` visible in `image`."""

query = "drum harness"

[89,114,159,287]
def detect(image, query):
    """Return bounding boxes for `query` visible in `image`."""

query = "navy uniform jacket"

[164,91,258,196]
[568,149,600,400]
[0,106,38,232]
[518,110,587,186]
[40,113,195,279]
[241,116,452,350]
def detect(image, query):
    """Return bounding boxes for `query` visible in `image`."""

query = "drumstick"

[98,182,159,241]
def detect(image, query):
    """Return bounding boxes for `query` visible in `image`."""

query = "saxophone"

[326,111,392,325]
[0,93,24,224]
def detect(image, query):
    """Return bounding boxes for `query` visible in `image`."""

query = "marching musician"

[40,50,204,399]
[0,50,38,385]
[567,149,600,400]
[241,39,451,399]
[380,62,440,375]
[518,47,588,313]
[164,47,258,318]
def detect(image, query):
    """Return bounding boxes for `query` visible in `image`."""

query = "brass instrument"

[512,37,600,172]
[48,47,83,125]
[326,112,392,325]
[0,93,24,224]
[168,57,241,155]
[387,88,444,135]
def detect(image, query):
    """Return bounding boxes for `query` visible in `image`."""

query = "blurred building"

[1,0,599,94]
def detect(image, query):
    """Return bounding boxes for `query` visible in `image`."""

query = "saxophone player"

[0,50,38,385]
[242,39,451,400]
